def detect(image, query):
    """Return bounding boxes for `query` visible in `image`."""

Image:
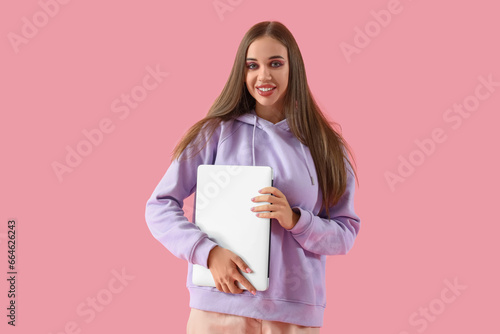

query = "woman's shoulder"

[200,114,246,143]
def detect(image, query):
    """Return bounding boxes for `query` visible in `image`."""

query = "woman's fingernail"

[251,290,256,295]
[246,268,252,273]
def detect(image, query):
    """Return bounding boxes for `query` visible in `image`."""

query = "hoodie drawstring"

[251,114,314,185]
[300,142,314,185]
[252,115,257,166]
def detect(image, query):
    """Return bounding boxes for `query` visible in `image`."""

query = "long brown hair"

[171,21,358,220]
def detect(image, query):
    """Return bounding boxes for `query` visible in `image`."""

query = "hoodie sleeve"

[289,159,360,256]
[145,123,221,268]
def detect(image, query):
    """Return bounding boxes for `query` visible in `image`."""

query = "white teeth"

[258,87,275,92]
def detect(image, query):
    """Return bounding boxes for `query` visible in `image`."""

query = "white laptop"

[192,164,273,291]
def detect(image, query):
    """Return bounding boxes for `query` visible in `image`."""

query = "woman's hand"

[251,187,300,230]
[207,245,257,295]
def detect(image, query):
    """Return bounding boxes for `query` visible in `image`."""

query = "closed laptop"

[192,164,273,291]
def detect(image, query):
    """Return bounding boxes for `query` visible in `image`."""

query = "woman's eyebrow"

[245,55,285,61]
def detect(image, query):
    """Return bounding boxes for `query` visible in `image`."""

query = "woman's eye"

[246,61,283,70]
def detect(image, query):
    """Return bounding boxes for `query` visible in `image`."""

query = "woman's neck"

[255,104,285,124]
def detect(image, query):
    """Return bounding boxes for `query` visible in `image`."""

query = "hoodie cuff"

[190,237,218,269]
[289,206,313,235]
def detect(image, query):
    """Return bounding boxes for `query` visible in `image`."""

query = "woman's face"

[245,36,289,113]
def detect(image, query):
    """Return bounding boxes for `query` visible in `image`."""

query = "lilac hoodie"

[145,108,360,327]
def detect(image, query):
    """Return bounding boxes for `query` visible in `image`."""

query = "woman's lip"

[256,87,276,97]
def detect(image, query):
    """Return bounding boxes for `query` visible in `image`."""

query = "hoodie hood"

[235,108,314,185]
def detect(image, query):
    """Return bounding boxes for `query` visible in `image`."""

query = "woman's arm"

[289,162,361,256]
[145,124,220,268]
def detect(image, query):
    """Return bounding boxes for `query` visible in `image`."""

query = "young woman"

[145,20,361,333]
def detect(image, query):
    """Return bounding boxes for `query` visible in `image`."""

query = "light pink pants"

[186,308,321,334]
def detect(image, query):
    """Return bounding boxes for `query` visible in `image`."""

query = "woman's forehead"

[246,37,287,60]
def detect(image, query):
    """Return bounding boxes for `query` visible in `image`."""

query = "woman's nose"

[258,67,271,81]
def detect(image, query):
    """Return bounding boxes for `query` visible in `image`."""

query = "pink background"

[1,0,499,333]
